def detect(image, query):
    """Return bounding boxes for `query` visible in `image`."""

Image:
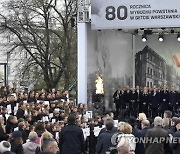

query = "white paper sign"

[94,126,102,137]
[5,114,10,120]
[44,101,49,106]
[14,127,19,131]
[55,132,59,141]
[82,128,90,140]
[42,116,49,122]
[23,100,27,103]
[7,105,11,114]
[85,111,92,119]
[114,120,119,127]
[91,0,180,29]
[49,113,54,119]
[52,118,56,124]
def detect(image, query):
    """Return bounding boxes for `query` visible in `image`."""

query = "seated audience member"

[23,131,39,154]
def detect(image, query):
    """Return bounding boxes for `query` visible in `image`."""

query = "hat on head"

[12,131,22,139]
[154,116,163,126]
[28,131,38,141]
[0,141,11,153]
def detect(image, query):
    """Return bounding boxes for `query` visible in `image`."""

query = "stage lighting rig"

[142,34,147,42]
[158,34,164,42]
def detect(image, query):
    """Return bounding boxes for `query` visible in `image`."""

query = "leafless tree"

[0,0,77,89]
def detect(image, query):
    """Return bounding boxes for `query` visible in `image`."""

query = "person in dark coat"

[136,86,143,114]
[96,118,115,154]
[169,118,180,154]
[59,114,85,154]
[6,116,18,134]
[130,88,138,117]
[145,116,170,154]
[124,86,131,117]
[10,131,24,154]
[169,86,178,115]
[139,89,149,116]
[135,120,150,154]
[160,86,169,116]
[149,88,160,118]
[16,102,25,120]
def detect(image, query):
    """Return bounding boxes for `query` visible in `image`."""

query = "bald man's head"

[141,120,150,129]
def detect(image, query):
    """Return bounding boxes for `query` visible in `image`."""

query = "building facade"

[135,45,167,87]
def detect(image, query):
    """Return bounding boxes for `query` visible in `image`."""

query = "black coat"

[59,124,85,154]
[169,91,178,108]
[10,140,24,154]
[160,90,169,110]
[169,130,180,154]
[150,92,160,109]
[145,126,170,154]
[16,109,25,119]
[98,127,117,136]
[96,130,115,154]
[113,90,121,104]
[6,121,17,134]
[135,127,149,154]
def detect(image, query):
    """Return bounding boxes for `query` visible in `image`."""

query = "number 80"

[105,6,128,20]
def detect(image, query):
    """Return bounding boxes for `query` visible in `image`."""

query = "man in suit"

[145,117,170,154]
[135,120,150,154]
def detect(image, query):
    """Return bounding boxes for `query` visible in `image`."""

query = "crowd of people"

[0,83,180,154]
[113,85,180,118]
